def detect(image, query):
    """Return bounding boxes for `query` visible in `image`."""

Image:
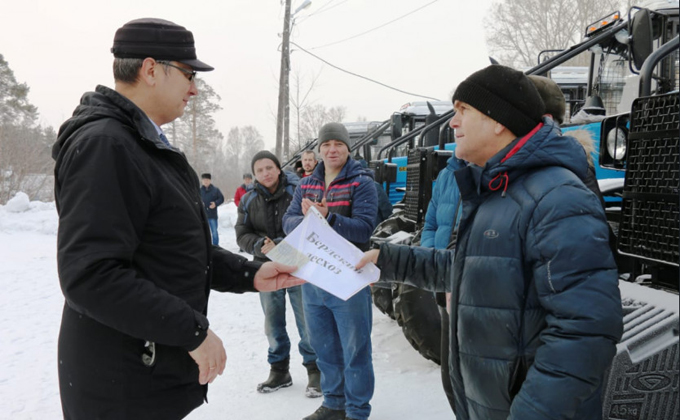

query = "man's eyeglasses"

[157,61,196,82]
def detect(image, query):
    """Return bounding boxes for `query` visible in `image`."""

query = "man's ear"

[139,58,159,86]
[494,122,507,135]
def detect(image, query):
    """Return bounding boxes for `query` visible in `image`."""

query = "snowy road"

[0,200,455,420]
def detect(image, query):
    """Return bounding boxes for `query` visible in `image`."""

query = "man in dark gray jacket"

[53,18,302,419]
[236,150,320,398]
[358,65,622,420]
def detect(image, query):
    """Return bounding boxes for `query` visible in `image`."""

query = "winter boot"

[257,361,292,393]
[302,406,346,420]
[305,363,322,398]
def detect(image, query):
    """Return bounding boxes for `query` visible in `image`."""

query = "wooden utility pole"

[275,0,292,160]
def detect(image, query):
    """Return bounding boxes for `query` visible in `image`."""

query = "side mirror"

[390,114,403,140]
[630,9,653,71]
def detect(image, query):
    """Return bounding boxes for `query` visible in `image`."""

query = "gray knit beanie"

[318,122,350,150]
[251,150,281,173]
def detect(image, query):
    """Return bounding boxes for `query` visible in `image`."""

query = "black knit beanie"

[251,150,281,173]
[318,122,350,150]
[452,65,545,137]
[528,75,565,124]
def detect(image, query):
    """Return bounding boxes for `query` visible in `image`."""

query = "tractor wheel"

[371,285,396,320]
[393,284,442,365]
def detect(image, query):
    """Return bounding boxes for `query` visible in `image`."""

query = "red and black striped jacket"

[283,158,377,250]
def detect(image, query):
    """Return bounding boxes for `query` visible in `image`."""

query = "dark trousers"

[439,305,456,416]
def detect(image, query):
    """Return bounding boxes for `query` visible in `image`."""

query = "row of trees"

[0,54,345,204]
[2,0,645,204]
[485,0,641,68]
[0,54,55,204]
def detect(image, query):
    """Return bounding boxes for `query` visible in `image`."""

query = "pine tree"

[0,54,53,203]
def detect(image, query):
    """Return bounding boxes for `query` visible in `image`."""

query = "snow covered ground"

[0,195,455,420]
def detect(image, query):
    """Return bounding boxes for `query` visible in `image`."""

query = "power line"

[290,41,440,101]
[309,0,440,50]
[297,0,348,23]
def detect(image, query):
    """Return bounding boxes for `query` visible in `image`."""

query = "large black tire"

[371,285,396,320]
[393,284,442,365]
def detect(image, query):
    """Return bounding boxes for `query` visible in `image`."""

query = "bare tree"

[289,69,322,152]
[485,0,625,68]
[297,104,346,155]
[217,126,266,199]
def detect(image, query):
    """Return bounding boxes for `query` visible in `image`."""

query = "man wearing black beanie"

[358,64,622,420]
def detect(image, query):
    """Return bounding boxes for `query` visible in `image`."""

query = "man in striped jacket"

[283,122,378,420]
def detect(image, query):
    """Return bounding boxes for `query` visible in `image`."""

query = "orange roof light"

[585,11,622,37]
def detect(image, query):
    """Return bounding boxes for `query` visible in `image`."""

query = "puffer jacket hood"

[478,118,590,197]
[53,85,170,160]
[566,128,596,167]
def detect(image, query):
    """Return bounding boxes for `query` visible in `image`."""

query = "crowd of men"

[52,16,622,420]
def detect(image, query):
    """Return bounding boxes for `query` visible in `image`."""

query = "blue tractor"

[370,5,679,419]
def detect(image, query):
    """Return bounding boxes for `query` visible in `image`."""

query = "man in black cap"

[52,18,303,419]
[358,64,622,420]
[200,173,225,245]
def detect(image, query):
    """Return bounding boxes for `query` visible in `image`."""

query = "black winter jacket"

[235,172,297,262]
[53,85,261,419]
[378,118,622,420]
[200,184,225,219]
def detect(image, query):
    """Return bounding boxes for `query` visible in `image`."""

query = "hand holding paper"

[267,206,380,300]
[355,249,380,270]
[253,261,306,292]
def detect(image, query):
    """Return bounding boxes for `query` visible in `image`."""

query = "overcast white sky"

[2,0,493,151]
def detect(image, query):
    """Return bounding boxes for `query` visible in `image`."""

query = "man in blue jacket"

[283,122,377,420]
[420,154,462,414]
[359,65,622,420]
[200,173,224,245]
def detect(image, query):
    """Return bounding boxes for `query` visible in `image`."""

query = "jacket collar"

[455,118,590,197]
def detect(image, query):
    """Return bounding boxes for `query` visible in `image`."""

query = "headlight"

[606,127,627,160]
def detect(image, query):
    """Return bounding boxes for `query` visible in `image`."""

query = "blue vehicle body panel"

[382,121,624,205]
[384,155,408,205]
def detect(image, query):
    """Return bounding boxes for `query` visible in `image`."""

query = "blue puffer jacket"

[283,158,377,250]
[420,156,463,249]
[378,118,623,420]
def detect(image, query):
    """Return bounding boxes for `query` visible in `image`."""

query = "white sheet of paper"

[267,206,380,300]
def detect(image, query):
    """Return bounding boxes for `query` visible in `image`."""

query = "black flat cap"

[111,18,214,71]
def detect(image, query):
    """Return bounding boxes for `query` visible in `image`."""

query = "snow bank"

[0,203,454,419]
[0,194,58,235]
[4,192,30,212]
[218,202,239,229]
